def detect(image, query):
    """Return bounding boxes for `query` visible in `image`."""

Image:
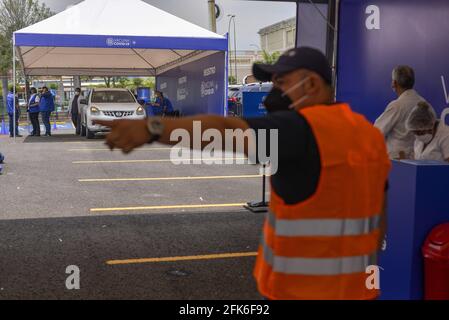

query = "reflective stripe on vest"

[261,238,377,275]
[267,210,381,237]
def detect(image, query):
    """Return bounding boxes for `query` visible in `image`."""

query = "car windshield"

[91,91,135,103]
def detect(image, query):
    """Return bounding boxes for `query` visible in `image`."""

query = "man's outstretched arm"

[94,116,251,154]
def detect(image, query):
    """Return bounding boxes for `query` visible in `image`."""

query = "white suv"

[79,88,146,139]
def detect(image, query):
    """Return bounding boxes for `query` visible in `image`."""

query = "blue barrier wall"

[242,92,268,118]
[380,161,449,299]
[156,52,226,116]
[337,0,449,122]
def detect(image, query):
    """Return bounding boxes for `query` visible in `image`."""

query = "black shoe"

[16,134,23,137]
[35,134,41,137]
[44,133,51,137]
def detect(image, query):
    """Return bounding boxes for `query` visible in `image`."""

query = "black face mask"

[263,87,292,114]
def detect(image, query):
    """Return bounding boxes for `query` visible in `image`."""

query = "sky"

[39,0,296,50]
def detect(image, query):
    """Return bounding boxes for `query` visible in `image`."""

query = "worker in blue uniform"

[6,86,22,138]
[153,91,174,115]
[28,87,41,136]
[39,86,55,136]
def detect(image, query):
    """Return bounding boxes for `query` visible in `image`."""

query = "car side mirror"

[79,99,87,105]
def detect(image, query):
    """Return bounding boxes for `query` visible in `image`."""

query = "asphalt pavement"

[0,127,267,299]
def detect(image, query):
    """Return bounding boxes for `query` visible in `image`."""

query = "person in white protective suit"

[374,66,435,159]
[406,102,449,162]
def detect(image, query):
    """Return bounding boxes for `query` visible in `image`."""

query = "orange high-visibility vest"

[254,103,391,300]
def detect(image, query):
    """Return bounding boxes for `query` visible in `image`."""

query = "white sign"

[178,76,187,85]
[177,88,188,101]
[106,37,133,47]
[203,66,216,77]
[201,81,217,98]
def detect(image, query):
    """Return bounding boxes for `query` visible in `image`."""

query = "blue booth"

[241,92,268,118]
[240,83,272,117]
[380,161,449,299]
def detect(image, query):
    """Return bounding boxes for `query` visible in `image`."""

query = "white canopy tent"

[13,0,228,76]
[10,0,228,137]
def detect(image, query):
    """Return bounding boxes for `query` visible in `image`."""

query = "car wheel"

[86,127,95,139]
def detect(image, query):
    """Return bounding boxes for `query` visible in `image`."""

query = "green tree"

[228,75,237,85]
[142,77,155,89]
[0,0,53,110]
[255,50,281,65]
[103,77,113,88]
[132,78,144,89]
[116,77,129,88]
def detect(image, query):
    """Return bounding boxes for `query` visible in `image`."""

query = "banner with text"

[156,52,226,116]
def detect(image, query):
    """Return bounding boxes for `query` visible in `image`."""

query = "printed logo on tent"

[203,66,216,77]
[177,88,188,101]
[160,83,167,90]
[178,76,187,85]
[106,37,133,47]
[201,81,218,98]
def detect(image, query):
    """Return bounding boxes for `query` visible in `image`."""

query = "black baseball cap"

[253,47,332,84]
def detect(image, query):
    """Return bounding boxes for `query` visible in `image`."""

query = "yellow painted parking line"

[91,202,246,213]
[73,157,248,164]
[106,252,258,265]
[79,174,261,182]
[68,147,181,151]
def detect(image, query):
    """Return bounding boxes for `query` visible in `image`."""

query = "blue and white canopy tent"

[11,0,228,136]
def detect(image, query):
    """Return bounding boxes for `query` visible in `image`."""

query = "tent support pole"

[170,49,182,58]
[331,0,340,95]
[13,34,16,141]
[225,34,229,116]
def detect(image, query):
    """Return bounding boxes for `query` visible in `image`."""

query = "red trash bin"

[423,223,449,300]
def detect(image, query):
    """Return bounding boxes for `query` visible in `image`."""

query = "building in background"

[228,50,264,84]
[227,17,296,85]
[258,17,296,55]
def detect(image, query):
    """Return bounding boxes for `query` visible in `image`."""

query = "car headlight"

[136,106,145,115]
[90,106,100,115]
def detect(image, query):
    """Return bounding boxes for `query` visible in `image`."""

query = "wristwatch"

[147,118,164,143]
